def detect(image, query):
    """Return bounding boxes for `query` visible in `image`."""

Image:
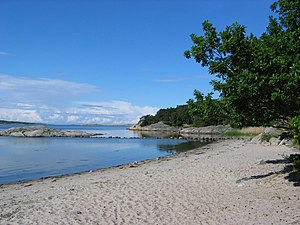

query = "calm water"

[0,125,207,184]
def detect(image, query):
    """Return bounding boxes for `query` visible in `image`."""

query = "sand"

[0,140,299,225]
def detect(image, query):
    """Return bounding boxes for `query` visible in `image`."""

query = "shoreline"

[0,140,213,186]
[1,140,299,224]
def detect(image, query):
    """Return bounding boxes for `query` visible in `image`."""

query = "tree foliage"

[187,90,229,127]
[184,0,300,127]
[290,116,300,143]
[139,93,229,128]
[139,105,192,127]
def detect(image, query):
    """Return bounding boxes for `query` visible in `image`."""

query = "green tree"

[139,115,155,127]
[290,116,300,144]
[185,0,300,127]
[138,105,192,127]
[169,105,192,126]
[188,90,229,127]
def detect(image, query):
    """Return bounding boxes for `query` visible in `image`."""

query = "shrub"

[261,133,274,142]
[289,154,300,171]
[290,116,300,144]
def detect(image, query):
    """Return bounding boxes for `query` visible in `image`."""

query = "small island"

[0,125,99,138]
[0,120,35,125]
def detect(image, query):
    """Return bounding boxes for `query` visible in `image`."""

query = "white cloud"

[67,115,80,123]
[0,74,100,107]
[0,108,43,123]
[73,101,158,115]
[49,114,64,121]
[16,103,36,109]
[85,118,112,124]
[66,101,159,124]
[0,74,158,124]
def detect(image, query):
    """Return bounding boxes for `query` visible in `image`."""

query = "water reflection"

[158,141,210,153]
[132,130,179,139]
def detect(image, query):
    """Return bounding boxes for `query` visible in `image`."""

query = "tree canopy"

[184,0,300,127]
[139,94,229,128]
[139,105,192,127]
[187,90,229,127]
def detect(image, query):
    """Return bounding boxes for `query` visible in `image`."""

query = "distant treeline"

[0,120,33,125]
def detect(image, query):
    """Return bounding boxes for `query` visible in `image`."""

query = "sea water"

[0,125,206,184]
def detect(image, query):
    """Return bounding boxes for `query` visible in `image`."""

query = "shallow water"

[0,125,208,184]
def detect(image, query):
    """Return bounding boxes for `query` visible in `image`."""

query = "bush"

[290,116,300,144]
[289,154,300,171]
[261,133,274,142]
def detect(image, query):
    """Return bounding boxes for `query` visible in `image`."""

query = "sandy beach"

[1,140,299,225]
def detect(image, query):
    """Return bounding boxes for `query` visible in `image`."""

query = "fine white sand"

[0,140,299,225]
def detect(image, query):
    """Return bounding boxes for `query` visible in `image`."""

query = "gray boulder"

[250,133,263,144]
[279,138,293,146]
[250,127,292,146]
[264,127,282,137]
[269,137,280,145]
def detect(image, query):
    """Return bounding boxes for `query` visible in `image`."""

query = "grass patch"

[224,127,264,137]
[241,126,265,134]
[292,139,300,149]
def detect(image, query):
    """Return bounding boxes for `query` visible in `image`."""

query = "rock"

[128,122,178,132]
[128,121,233,138]
[269,137,280,145]
[250,133,263,144]
[279,138,293,146]
[264,127,282,137]
[9,131,26,137]
[0,125,98,138]
[250,128,293,146]
[180,125,232,135]
[279,131,289,140]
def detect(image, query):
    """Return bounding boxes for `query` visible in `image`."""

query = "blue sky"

[0,0,275,124]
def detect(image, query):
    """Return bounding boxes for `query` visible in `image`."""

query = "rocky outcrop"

[0,126,99,138]
[129,122,232,136]
[129,122,179,132]
[180,125,232,135]
[264,127,283,136]
[250,127,292,146]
